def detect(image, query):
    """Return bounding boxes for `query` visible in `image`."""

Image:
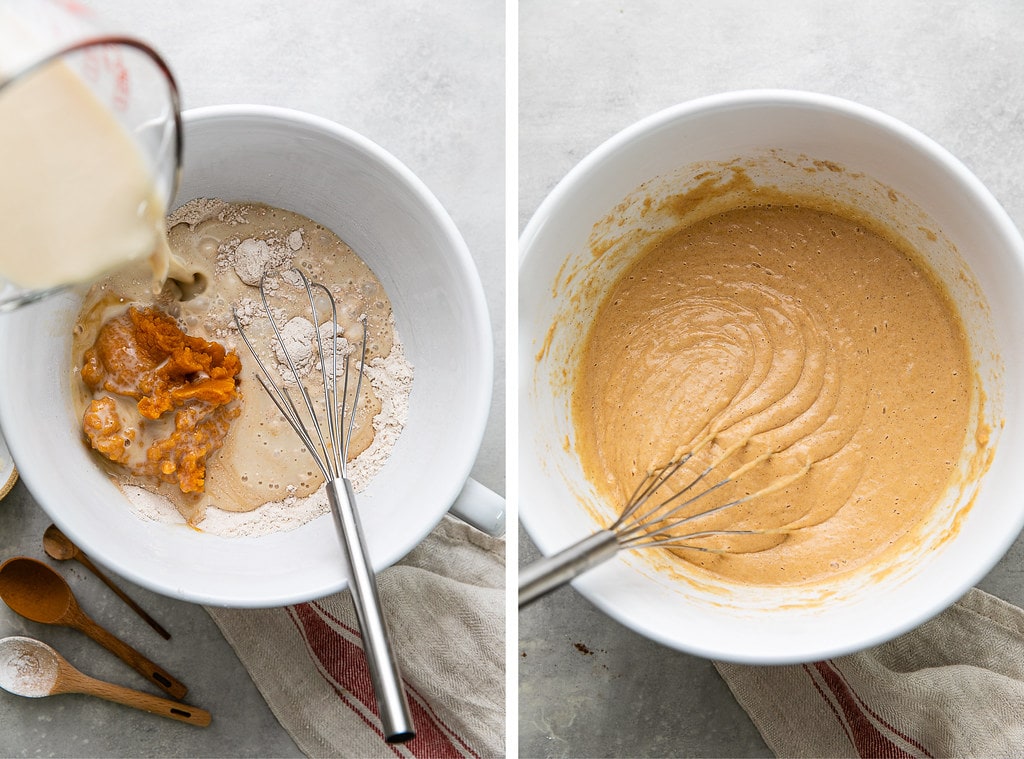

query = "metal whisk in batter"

[518,446,810,607]
[234,269,415,743]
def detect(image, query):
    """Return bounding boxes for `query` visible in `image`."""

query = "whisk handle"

[327,477,415,743]
[519,530,619,608]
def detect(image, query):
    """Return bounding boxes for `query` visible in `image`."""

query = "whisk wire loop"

[301,278,342,477]
[610,455,690,530]
[519,437,816,608]
[232,307,330,482]
[266,273,336,477]
[619,439,749,535]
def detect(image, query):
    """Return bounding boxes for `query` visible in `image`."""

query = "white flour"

[0,641,58,696]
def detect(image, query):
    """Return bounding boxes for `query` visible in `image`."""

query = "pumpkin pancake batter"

[573,204,973,586]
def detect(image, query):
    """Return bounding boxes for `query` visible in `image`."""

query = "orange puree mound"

[82,396,135,465]
[81,307,242,493]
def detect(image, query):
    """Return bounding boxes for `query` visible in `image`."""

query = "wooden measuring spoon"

[0,557,187,699]
[0,635,210,726]
[43,524,171,640]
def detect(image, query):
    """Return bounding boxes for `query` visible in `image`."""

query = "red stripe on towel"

[807,661,919,759]
[291,602,474,758]
[310,600,481,759]
[825,661,933,758]
[287,605,397,755]
[802,663,847,735]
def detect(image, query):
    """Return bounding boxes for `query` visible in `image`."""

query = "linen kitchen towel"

[716,587,1024,758]
[206,515,505,758]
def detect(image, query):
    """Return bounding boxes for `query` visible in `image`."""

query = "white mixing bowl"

[519,90,1024,663]
[0,105,497,607]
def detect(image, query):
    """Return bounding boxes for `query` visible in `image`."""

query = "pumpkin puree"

[81,306,242,493]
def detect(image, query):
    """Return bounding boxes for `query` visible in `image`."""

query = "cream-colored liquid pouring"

[0,56,170,290]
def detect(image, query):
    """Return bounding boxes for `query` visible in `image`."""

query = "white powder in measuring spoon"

[0,637,59,697]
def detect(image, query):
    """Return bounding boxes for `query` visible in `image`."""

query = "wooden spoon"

[43,524,171,640]
[0,557,187,699]
[0,635,210,726]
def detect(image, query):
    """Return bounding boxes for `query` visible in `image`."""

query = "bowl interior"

[0,106,492,607]
[520,91,1024,662]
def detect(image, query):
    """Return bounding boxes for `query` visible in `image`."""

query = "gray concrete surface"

[518,1,1024,756]
[0,1,504,756]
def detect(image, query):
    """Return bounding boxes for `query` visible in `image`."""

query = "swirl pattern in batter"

[573,204,973,585]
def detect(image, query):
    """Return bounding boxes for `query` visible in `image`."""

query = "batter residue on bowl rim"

[572,188,985,587]
[72,199,413,537]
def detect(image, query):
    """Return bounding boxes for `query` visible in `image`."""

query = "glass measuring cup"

[0,0,182,311]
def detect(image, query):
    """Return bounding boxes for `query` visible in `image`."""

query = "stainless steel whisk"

[234,269,415,743]
[519,449,809,607]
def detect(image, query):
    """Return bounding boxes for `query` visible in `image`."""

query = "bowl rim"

[518,88,1024,662]
[0,103,494,607]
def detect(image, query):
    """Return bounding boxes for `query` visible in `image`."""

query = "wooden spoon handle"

[71,615,188,699]
[74,554,172,640]
[68,674,210,726]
